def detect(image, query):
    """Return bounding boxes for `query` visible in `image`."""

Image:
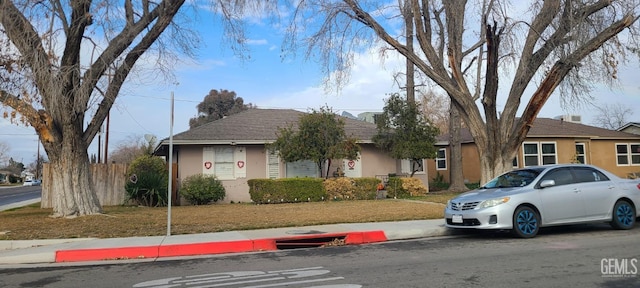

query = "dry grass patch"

[0,196,459,240]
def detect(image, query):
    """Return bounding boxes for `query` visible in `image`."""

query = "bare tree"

[419,90,449,134]
[591,103,634,130]
[110,134,157,164]
[0,1,275,217]
[285,0,640,183]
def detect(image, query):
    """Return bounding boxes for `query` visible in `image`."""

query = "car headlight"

[479,197,510,208]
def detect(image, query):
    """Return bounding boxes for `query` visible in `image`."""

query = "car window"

[572,167,610,183]
[540,168,574,186]
[483,169,543,188]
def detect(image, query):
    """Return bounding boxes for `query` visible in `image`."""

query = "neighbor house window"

[616,143,640,166]
[523,142,557,166]
[575,143,586,164]
[436,148,446,170]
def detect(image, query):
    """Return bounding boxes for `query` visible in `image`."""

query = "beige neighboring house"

[617,122,640,135]
[427,118,640,184]
[155,109,430,203]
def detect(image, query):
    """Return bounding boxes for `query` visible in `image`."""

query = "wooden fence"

[41,163,179,208]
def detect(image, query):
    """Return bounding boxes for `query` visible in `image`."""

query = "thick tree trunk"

[448,103,467,192]
[46,129,102,218]
[477,143,514,184]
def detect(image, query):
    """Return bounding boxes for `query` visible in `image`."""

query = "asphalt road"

[1,223,638,287]
[0,185,41,211]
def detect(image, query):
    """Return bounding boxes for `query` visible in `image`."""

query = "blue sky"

[1,4,639,166]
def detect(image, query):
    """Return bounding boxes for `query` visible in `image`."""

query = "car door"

[537,168,585,224]
[570,167,615,220]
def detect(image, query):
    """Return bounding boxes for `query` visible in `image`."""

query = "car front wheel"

[512,206,540,238]
[610,200,636,230]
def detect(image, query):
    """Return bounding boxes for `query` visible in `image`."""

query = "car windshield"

[481,169,543,189]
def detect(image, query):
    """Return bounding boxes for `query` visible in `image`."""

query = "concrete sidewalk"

[0,219,450,265]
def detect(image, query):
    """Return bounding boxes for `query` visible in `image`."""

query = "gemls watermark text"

[601,258,638,278]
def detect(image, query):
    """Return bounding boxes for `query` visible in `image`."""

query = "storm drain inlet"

[275,234,347,250]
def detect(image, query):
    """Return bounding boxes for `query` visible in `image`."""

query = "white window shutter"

[234,147,247,178]
[203,147,215,175]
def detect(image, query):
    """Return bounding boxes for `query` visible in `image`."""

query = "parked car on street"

[22,179,41,186]
[445,164,640,238]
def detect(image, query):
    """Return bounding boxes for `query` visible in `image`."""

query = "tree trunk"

[478,150,513,185]
[45,127,102,218]
[448,103,467,191]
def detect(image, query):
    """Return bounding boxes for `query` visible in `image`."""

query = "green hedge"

[248,178,326,204]
[249,177,382,203]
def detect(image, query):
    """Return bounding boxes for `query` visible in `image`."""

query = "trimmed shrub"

[125,155,168,207]
[352,177,380,200]
[249,178,326,204]
[181,174,226,205]
[323,177,356,200]
[386,177,409,198]
[323,177,380,200]
[401,177,428,196]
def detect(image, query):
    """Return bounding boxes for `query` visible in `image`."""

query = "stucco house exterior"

[155,109,430,203]
[427,118,640,184]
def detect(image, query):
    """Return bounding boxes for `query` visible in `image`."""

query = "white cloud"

[246,39,268,45]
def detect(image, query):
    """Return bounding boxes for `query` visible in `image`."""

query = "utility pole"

[98,128,102,163]
[104,69,113,164]
[36,138,40,179]
[105,112,110,164]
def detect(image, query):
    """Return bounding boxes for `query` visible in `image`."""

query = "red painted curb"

[54,230,388,263]
[345,231,388,244]
[159,239,277,258]
[55,246,159,262]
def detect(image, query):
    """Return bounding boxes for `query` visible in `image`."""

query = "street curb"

[54,230,388,262]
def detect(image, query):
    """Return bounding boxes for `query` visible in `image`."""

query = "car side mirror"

[540,179,556,188]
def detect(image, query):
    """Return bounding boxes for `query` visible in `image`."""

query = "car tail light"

[637,183,640,190]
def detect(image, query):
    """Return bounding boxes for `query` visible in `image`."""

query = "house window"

[541,143,557,165]
[285,160,319,178]
[436,148,446,170]
[575,143,586,164]
[267,150,280,179]
[616,143,640,166]
[203,146,243,180]
[523,143,539,166]
[523,142,557,166]
[402,159,425,174]
[214,147,235,179]
[512,157,518,168]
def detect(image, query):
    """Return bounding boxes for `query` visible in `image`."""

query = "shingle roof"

[163,108,378,145]
[437,117,640,144]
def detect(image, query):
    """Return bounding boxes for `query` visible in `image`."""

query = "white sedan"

[445,164,640,238]
[22,179,41,186]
